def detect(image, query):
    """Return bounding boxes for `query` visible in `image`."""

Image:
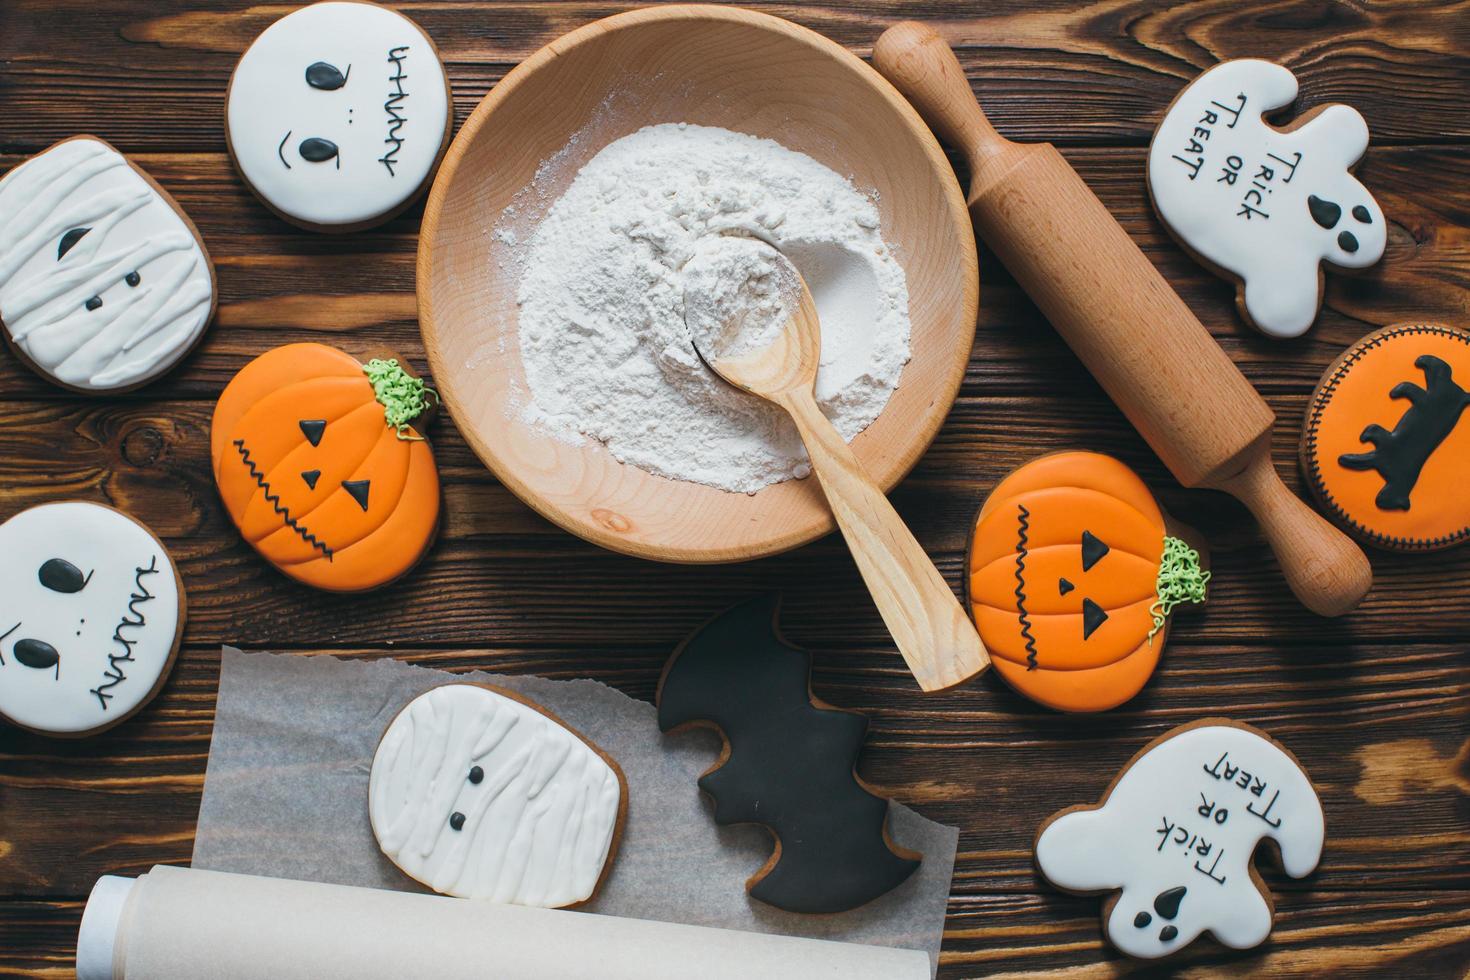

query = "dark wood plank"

[2,1,1468,153]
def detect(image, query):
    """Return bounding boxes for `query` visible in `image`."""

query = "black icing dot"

[125,271,141,288]
[1352,205,1372,224]
[449,811,466,831]
[1338,230,1360,253]
[84,295,103,312]
[468,765,484,784]
[1160,925,1179,942]
[1134,911,1152,928]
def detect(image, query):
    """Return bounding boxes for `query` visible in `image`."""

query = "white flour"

[682,236,802,363]
[510,123,911,494]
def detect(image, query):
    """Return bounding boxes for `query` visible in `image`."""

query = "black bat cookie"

[657,596,921,914]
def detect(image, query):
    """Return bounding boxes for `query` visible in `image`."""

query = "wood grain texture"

[0,1,1467,977]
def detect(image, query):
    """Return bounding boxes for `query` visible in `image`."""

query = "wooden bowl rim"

[417,3,978,563]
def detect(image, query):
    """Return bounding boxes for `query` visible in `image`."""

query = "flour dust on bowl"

[419,5,977,562]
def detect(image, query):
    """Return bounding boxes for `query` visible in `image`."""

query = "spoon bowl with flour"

[683,236,988,692]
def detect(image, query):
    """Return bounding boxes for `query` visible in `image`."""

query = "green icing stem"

[1148,535,1210,643]
[363,358,439,441]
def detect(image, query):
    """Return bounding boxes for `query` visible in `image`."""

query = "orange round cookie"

[211,343,440,592]
[966,453,1209,713]
[1301,323,1470,552]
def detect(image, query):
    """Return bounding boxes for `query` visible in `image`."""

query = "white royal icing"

[0,139,214,391]
[369,684,622,908]
[226,1,450,228]
[1035,723,1324,959]
[1148,59,1386,338]
[0,502,182,735]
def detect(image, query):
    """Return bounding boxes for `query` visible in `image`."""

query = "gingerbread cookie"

[211,343,441,592]
[225,1,452,232]
[0,502,185,737]
[368,683,626,908]
[657,596,921,914]
[1148,59,1385,338]
[0,137,215,391]
[1035,719,1324,959]
[967,453,1209,713]
[1301,322,1470,551]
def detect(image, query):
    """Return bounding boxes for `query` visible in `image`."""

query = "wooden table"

[2,1,1467,976]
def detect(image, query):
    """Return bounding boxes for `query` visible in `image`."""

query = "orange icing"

[211,343,440,592]
[1302,323,1470,551]
[967,452,1170,713]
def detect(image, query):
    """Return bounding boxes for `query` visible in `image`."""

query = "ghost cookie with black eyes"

[1147,59,1386,338]
[225,0,453,232]
[0,136,216,392]
[0,502,186,737]
[369,683,627,908]
[212,342,441,592]
[1035,719,1324,960]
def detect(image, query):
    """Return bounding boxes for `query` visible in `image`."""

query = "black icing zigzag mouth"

[233,439,334,560]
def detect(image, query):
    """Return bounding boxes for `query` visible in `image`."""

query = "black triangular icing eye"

[301,469,321,490]
[1058,577,1075,596]
[39,558,91,593]
[1153,885,1186,920]
[1081,597,1109,639]
[299,138,340,167]
[299,419,327,446]
[342,479,371,512]
[305,61,351,90]
[15,638,60,677]
[57,227,91,260]
[1352,205,1372,224]
[1307,195,1341,230]
[1080,530,1110,572]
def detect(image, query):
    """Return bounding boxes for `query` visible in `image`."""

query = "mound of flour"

[512,123,911,494]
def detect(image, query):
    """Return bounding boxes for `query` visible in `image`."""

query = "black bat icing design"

[656,595,921,914]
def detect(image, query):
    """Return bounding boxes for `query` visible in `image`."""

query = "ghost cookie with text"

[0,502,186,737]
[1301,322,1470,551]
[211,342,441,592]
[1035,719,1324,959]
[369,683,627,908]
[657,596,921,914]
[0,136,215,392]
[1148,59,1385,338]
[225,1,452,231]
[967,453,1209,713]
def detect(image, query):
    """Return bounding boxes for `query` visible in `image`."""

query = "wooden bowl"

[419,5,977,562]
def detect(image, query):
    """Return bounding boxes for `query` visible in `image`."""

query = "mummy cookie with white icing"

[226,1,452,231]
[369,683,626,908]
[1148,60,1385,338]
[1035,719,1324,960]
[0,502,186,737]
[0,137,216,392]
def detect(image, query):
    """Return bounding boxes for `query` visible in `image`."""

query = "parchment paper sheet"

[192,649,958,973]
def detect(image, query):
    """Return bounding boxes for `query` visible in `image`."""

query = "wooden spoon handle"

[1212,450,1373,617]
[779,389,988,691]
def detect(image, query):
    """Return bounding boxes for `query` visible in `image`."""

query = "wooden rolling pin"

[873,22,1372,617]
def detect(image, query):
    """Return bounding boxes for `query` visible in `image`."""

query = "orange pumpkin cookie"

[966,453,1209,713]
[1301,323,1470,552]
[211,343,440,592]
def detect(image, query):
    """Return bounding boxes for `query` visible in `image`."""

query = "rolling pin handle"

[1215,452,1373,617]
[872,22,1008,173]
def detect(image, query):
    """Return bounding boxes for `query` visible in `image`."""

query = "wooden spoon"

[686,242,988,692]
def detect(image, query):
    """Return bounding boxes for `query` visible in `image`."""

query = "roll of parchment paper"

[77,866,930,979]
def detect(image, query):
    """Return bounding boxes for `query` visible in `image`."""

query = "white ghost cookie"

[1035,719,1324,960]
[0,502,186,737]
[1147,59,1385,339]
[369,683,626,908]
[226,1,453,231]
[0,137,216,392]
